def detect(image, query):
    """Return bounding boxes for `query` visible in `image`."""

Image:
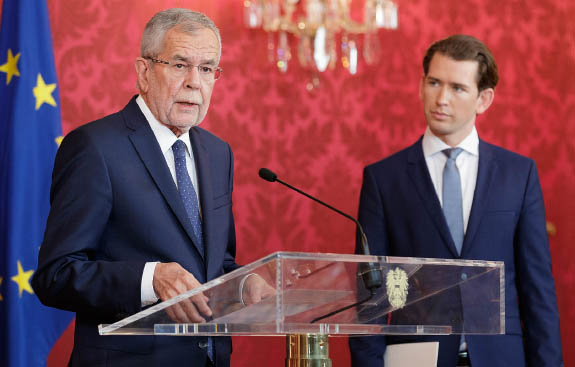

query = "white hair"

[140,8,221,62]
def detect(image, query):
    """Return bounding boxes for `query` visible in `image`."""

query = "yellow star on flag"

[0,49,21,85]
[33,73,57,110]
[55,136,64,147]
[11,261,35,297]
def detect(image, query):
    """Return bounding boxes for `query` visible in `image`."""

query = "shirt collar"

[136,95,192,155]
[422,126,479,158]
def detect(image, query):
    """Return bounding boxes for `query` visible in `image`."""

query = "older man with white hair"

[32,8,272,367]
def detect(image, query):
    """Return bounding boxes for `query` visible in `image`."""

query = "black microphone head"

[259,168,277,182]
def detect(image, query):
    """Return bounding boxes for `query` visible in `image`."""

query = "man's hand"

[153,262,212,323]
[241,274,276,306]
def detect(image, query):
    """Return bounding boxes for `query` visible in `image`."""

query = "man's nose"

[436,86,450,105]
[184,65,201,89]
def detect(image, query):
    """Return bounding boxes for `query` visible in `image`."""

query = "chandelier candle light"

[244,0,398,79]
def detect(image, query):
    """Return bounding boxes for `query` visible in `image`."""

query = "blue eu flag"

[0,0,74,366]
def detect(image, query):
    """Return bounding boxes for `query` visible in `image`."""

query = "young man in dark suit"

[349,35,563,367]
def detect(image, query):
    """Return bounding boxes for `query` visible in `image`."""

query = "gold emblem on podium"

[386,268,408,309]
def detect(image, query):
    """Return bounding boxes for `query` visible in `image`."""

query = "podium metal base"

[285,334,332,367]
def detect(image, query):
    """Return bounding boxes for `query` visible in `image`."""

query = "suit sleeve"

[32,128,145,317]
[349,166,388,367]
[514,161,563,366]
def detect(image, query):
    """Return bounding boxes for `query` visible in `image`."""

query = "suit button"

[461,273,467,281]
[198,340,208,349]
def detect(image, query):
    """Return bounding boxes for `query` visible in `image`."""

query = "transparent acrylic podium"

[99,252,504,366]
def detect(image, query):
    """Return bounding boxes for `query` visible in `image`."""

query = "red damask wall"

[10,0,574,365]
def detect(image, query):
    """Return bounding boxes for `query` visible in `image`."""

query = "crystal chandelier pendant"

[313,26,330,72]
[306,0,324,27]
[263,0,281,31]
[243,0,263,28]
[367,0,399,29]
[327,30,337,71]
[277,31,291,73]
[341,33,358,75]
[363,31,382,66]
[382,0,398,29]
[347,39,358,75]
[341,33,350,71]
[375,1,385,28]
[267,33,276,63]
[298,35,314,69]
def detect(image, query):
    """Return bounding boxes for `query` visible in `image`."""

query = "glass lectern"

[99,252,504,366]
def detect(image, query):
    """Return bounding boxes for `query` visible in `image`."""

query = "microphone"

[258,168,383,292]
[258,168,277,182]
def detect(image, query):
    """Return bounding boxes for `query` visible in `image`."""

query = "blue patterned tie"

[442,148,464,255]
[172,140,204,254]
[172,140,214,362]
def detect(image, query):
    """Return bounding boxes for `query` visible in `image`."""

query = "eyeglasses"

[144,57,222,81]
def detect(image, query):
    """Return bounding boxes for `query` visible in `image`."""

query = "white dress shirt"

[422,126,479,352]
[136,95,201,306]
[422,126,479,233]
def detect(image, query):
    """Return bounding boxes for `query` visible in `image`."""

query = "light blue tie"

[172,140,214,362]
[442,148,468,352]
[442,148,464,255]
[172,140,204,254]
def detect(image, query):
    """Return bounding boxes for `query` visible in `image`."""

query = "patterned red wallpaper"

[15,0,575,365]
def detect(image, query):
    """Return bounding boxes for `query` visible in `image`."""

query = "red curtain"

[26,0,575,365]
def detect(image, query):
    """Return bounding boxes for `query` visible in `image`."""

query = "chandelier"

[243,0,398,79]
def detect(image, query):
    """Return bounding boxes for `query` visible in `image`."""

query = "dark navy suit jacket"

[349,138,563,367]
[32,97,239,366]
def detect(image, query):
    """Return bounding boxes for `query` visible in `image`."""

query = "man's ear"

[135,57,150,93]
[476,88,495,115]
[419,75,426,101]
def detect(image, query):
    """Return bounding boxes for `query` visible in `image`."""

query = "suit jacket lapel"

[461,139,497,256]
[189,128,213,264]
[123,98,203,258]
[407,139,460,257]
